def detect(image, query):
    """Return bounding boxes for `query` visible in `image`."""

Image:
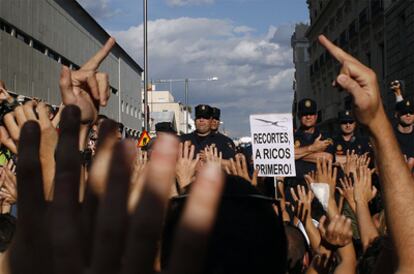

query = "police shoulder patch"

[295,140,301,148]
[336,144,343,151]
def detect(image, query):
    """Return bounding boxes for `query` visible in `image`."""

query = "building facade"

[291,23,311,126]
[0,0,143,132]
[143,89,194,135]
[296,0,393,129]
[385,0,414,103]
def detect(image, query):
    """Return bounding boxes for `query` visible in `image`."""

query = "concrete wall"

[0,0,142,131]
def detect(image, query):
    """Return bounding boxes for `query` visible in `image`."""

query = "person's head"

[195,104,212,136]
[396,99,414,127]
[155,122,176,135]
[117,122,124,140]
[298,99,318,129]
[338,110,356,136]
[161,175,287,274]
[0,80,6,89]
[357,236,396,274]
[46,105,56,120]
[211,107,221,132]
[91,114,109,140]
[284,224,309,274]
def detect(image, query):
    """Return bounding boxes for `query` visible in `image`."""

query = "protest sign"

[250,113,296,177]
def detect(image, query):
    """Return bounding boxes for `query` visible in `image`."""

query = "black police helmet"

[195,104,213,119]
[297,98,317,117]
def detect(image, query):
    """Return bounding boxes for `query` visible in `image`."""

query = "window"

[121,101,125,112]
[329,18,335,31]
[319,54,325,67]
[336,8,343,23]
[359,8,369,27]
[110,87,118,95]
[126,103,129,115]
[16,31,30,44]
[371,0,384,16]
[47,49,59,62]
[61,57,71,67]
[340,31,348,46]
[348,20,358,39]
[32,40,45,54]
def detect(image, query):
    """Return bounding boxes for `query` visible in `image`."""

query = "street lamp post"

[154,77,218,133]
[143,0,149,131]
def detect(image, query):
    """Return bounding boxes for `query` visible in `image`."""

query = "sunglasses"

[196,115,211,120]
[340,121,355,125]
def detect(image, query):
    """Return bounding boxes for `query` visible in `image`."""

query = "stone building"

[291,23,311,126]
[295,0,392,129]
[385,0,414,103]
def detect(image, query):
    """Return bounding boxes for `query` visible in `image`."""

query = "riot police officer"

[394,98,414,160]
[333,110,371,164]
[294,98,334,179]
[180,104,236,160]
[211,106,236,151]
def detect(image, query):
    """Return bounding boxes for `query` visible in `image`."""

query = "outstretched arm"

[320,35,414,273]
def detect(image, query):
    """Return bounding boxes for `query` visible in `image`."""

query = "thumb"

[59,66,75,104]
[315,134,322,141]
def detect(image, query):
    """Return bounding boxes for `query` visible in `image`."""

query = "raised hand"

[290,185,314,224]
[319,35,384,128]
[319,215,353,248]
[0,126,17,154]
[225,153,259,187]
[390,80,403,97]
[316,157,337,197]
[8,105,225,274]
[60,38,116,124]
[337,176,356,212]
[3,101,58,199]
[176,141,199,191]
[0,161,17,205]
[275,180,290,222]
[340,150,358,176]
[0,87,13,103]
[353,165,377,204]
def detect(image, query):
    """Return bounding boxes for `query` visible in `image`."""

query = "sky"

[76,0,309,137]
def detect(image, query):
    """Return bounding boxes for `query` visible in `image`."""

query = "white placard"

[250,113,296,177]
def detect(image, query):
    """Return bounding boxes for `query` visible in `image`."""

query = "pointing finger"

[318,35,360,65]
[82,37,116,71]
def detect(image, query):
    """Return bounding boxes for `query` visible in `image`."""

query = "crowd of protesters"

[0,34,413,274]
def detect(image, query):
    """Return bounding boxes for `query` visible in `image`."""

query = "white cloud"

[166,0,215,7]
[76,0,121,19]
[112,18,295,136]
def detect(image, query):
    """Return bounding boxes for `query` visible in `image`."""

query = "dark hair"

[284,224,308,274]
[357,236,388,274]
[161,175,287,274]
[0,213,16,252]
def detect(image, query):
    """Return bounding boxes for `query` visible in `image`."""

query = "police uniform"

[294,99,335,179]
[211,107,237,156]
[333,111,372,157]
[180,104,236,160]
[394,99,414,158]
